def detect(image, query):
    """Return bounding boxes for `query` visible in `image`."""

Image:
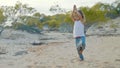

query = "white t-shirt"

[73,20,85,37]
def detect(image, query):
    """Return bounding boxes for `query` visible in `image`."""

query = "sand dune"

[25,36,120,68]
[0,32,120,68]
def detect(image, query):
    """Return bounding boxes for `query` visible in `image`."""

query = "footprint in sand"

[115,59,120,62]
[70,58,84,63]
[27,65,53,68]
[55,66,64,68]
[103,61,109,64]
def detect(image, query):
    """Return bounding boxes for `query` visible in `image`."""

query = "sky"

[0,0,116,15]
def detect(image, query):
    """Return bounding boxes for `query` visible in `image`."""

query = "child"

[71,5,86,61]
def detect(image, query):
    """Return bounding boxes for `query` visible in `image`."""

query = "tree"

[0,8,5,24]
[1,1,36,27]
[49,4,66,14]
[0,1,43,34]
[33,12,41,18]
[64,12,73,25]
[48,19,59,29]
[112,0,120,15]
[0,7,5,34]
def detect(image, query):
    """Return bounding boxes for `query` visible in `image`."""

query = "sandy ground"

[0,32,120,68]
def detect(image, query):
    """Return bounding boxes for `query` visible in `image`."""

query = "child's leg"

[75,37,85,61]
[79,48,84,60]
[75,37,82,60]
[79,36,86,60]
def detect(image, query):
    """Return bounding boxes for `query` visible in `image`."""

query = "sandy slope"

[0,32,120,68]
[26,36,120,68]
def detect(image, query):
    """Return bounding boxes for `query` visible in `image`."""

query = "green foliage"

[15,1,22,10]
[49,4,65,14]
[0,8,5,24]
[48,19,59,28]
[110,23,119,28]
[33,12,41,17]
[79,3,110,24]
[12,22,23,29]
[12,22,41,34]
[64,12,73,25]
[46,2,120,30]
[43,14,65,29]
[1,1,120,32]
[24,16,43,29]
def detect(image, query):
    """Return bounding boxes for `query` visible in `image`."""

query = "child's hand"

[74,5,76,9]
[73,5,77,11]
